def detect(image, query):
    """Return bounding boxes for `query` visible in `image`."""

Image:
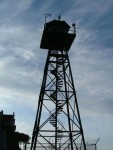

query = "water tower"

[30,16,86,150]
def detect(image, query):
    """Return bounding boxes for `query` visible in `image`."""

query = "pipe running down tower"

[31,17,86,150]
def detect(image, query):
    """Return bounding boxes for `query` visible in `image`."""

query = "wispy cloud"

[0,1,113,150]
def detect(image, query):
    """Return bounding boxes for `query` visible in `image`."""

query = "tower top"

[40,19,76,51]
[45,19,70,31]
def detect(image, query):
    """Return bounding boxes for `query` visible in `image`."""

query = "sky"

[0,0,113,150]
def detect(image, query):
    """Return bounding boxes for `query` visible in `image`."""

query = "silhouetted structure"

[0,110,29,150]
[30,17,86,150]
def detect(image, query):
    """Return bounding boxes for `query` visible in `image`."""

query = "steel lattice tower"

[30,17,86,150]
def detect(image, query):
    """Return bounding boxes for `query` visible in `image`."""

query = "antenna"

[45,14,51,24]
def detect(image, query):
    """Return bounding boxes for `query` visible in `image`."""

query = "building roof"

[46,20,70,30]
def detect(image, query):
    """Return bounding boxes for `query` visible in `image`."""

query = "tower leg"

[30,51,51,150]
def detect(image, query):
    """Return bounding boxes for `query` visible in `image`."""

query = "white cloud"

[0,1,113,150]
[0,0,34,19]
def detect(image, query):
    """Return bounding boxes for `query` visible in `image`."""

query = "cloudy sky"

[0,0,113,150]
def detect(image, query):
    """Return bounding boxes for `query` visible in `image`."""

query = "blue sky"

[0,0,113,150]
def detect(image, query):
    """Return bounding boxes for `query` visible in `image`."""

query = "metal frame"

[30,50,86,150]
